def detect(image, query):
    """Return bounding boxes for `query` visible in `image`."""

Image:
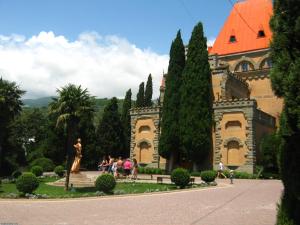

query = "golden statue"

[71,138,82,173]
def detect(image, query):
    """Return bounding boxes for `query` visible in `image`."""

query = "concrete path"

[0,179,283,225]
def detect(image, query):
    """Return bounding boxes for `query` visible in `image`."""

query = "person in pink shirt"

[123,158,132,178]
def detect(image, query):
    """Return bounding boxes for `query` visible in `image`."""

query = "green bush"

[201,170,217,183]
[16,172,39,194]
[233,171,253,179]
[54,165,65,177]
[30,166,43,177]
[138,167,144,174]
[95,174,116,193]
[30,157,55,172]
[171,168,190,188]
[191,171,201,177]
[11,170,22,179]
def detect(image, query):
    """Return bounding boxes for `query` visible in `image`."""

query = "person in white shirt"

[217,161,227,178]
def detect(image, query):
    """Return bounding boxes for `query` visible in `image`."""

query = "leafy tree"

[0,78,25,176]
[144,74,153,107]
[179,22,212,168]
[49,84,95,190]
[135,82,145,107]
[259,132,281,173]
[121,89,132,157]
[96,97,124,158]
[9,108,48,163]
[159,31,185,170]
[270,0,300,223]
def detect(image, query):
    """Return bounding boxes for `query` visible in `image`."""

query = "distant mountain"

[22,97,54,108]
[22,97,124,112]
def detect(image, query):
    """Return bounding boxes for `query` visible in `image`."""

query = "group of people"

[98,156,138,179]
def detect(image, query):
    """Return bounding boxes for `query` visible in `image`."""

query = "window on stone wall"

[139,125,151,133]
[234,61,254,72]
[225,121,242,130]
[260,58,273,69]
[227,141,241,165]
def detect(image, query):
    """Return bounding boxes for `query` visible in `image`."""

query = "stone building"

[130,0,282,173]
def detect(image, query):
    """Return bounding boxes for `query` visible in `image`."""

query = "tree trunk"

[64,121,76,191]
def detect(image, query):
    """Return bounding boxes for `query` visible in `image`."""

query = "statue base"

[50,172,94,187]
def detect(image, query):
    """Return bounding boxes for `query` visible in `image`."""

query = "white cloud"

[207,37,215,47]
[0,31,169,99]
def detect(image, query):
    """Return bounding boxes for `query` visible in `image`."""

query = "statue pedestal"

[51,172,94,187]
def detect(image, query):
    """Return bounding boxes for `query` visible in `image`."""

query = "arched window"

[260,58,273,69]
[225,121,242,130]
[234,61,254,72]
[139,125,151,133]
[227,141,240,165]
[229,35,237,43]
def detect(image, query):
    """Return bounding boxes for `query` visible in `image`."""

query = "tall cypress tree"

[121,89,132,157]
[136,82,145,107]
[96,97,124,158]
[179,22,212,167]
[159,31,185,169]
[144,74,153,107]
[270,0,300,224]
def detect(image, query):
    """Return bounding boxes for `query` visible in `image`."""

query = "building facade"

[130,0,282,173]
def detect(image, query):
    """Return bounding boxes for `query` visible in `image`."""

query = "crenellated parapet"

[130,106,161,116]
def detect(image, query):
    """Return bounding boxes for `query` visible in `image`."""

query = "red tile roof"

[210,0,273,56]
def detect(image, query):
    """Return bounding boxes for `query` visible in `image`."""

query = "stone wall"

[130,106,166,168]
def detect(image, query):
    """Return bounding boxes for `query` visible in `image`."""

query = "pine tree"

[96,97,124,158]
[179,22,212,167]
[121,89,132,157]
[159,31,185,169]
[144,74,153,107]
[270,0,300,223]
[136,82,145,107]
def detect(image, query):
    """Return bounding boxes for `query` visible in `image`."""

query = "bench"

[156,176,195,184]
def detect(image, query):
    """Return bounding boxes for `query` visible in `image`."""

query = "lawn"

[0,177,181,199]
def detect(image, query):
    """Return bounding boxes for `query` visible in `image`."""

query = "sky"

[0,0,233,99]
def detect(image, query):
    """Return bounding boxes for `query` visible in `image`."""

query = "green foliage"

[0,78,25,176]
[30,158,55,172]
[96,97,125,157]
[121,89,132,157]
[190,171,201,177]
[259,132,281,172]
[16,172,39,194]
[144,74,153,107]
[95,174,116,193]
[135,82,145,107]
[11,170,22,179]
[137,167,163,175]
[171,168,190,188]
[179,22,212,163]
[30,166,43,177]
[138,167,144,174]
[233,171,253,179]
[200,170,217,183]
[54,166,65,177]
[159,30,185,161]
[270,0,300,223]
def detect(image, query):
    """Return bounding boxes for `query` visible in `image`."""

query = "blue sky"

[0,0,234,98]
[0,0,232,54]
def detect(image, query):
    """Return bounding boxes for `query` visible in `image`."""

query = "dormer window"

[229,35,237,43]
[257,30,265,38]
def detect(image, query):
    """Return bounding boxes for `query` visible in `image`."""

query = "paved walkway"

[0,179,283,225]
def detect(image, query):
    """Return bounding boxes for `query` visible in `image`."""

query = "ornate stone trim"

[223,137,244,147]
[136,138,152,147]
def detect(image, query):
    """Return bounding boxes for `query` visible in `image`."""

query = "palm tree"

[49,84,95,190]
[0,78,25,175]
